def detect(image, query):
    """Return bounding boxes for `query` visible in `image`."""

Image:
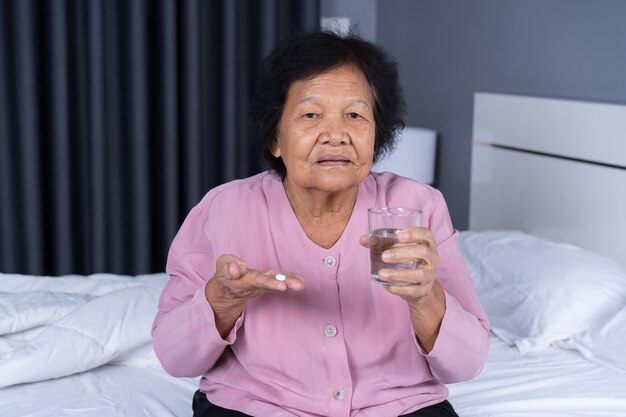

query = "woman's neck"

[283,181,359,249]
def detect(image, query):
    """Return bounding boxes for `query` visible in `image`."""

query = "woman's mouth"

[317,156,351,166]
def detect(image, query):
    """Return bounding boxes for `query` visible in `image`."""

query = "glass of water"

[368,207,422,285]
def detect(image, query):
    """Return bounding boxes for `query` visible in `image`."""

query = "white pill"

[275,273,286,282]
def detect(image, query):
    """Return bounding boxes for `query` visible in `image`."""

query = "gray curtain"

[0,0,319,276]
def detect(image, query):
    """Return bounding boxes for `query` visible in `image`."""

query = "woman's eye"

[303,113,318,119]
[347,112,361,119]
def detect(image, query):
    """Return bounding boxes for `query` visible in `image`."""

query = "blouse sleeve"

[416,190,490,383]
[151,204,244,378]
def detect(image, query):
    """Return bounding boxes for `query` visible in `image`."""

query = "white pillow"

[557,306,626,372]
[459,230,626,353]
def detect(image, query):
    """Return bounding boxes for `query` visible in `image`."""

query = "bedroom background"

[2,0,626,276]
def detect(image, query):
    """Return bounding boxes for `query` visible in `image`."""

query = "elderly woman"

[152,31,489,417]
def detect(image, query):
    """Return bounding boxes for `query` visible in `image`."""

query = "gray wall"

[377,0,626,229]
[321,0,377,41]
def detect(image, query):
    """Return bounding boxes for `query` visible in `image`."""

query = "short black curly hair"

[249,30,406,179]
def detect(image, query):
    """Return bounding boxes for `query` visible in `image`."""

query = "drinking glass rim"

[368,207,422,216]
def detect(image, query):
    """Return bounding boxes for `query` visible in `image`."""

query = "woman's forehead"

[285,65,373,104]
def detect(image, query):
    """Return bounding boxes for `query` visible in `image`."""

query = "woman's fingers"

[382,243,433,266]
[214,256,305,299]
[377,267,437,300]
[379,227,439,266]
[397,227,436,246]
[377,266,431,284]
[254,271,305,292]
[216,254,247,280]
[282,273,305,291]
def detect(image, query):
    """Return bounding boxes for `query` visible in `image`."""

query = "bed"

[1,93,626,416]
[449,92,626,416]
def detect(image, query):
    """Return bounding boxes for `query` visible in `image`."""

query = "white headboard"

[469,92,626,265]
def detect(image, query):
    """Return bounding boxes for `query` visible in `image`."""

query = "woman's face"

[274,64,376,196]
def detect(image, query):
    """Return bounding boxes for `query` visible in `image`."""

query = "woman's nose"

[320,116,349,145]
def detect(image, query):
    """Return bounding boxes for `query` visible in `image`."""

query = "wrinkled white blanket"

[0,272,168,388]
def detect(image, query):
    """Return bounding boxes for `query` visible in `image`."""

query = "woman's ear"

[271,140,281,158]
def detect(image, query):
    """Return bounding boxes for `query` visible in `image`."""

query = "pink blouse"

[152,171,489,417]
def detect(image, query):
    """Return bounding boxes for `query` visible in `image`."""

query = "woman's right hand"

[204,254,305,338]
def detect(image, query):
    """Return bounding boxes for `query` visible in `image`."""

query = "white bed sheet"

[0,360,198,417]
[449,336,626,417]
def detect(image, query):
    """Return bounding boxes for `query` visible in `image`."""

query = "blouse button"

[323,256,336,267]
[324,324,338,337]
[333,388,345,400]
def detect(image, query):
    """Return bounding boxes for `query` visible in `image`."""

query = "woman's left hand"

[360,227,446,352]
[360,227,440,303]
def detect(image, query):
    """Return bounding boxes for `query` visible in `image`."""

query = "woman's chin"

[308,175,364,194]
